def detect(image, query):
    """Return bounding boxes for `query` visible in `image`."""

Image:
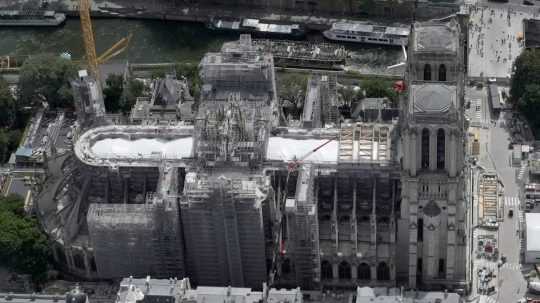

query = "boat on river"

[208,17,305,39]
[323,22,409,46]
[0,10,66,27]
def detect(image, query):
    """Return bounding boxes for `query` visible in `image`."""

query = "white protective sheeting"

[526,213,540,263]
[91,137,193,159]
[266,137,338,163]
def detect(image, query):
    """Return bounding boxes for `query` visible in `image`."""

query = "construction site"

[32,5,471,293]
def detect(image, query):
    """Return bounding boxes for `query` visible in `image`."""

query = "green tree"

[103,74,124,113]
[511,49,540,134]
[0,130,8,163]
[511,49,540,103]
[175,63,201,99]
[122,79,145,113]
[0,195,50,283]
[18,54,78,109]
[361,78,397,101]
[0,78,16,128]
[278,73,308,107]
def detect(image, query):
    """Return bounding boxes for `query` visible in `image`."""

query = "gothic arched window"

[321,260,333,280]
[377,262,390,281]
[437,129,445,170]
[357,263,371,280]
[439,64,447,81]
[424,64,431,81]
[338,261,351,280]
[421,128,430,169]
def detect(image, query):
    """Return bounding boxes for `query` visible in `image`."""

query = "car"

[524,0,533,5]
[509,209,514,218]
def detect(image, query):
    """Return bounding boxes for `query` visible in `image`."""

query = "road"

[482,111,527,302]
[467,1,540,79]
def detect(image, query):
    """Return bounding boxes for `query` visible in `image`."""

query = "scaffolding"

[180,173,270,288]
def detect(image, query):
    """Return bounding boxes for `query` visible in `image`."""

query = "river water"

[0,18,401,72]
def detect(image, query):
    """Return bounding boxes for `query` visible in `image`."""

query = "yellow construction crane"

[79,0,132,81]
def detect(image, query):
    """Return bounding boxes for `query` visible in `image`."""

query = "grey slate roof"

[410,84,457,114]
[413,21,458,52]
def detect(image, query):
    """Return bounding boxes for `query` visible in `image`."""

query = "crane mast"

[79,0,99,80]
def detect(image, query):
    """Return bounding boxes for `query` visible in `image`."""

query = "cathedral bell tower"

[397,17,468,290]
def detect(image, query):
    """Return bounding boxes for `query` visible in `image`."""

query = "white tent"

[526,213,540,263]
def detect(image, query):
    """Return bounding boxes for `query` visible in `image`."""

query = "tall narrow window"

[338,261,351,280]
[438,259,446,278]
[424,64,431,80]
[439,64,447,81]
[421,128,430,169]
[357,263,371,280]
[321,260,333,280]
[377,262,390,281]
[437,129,445,170]
[418,218,424,242]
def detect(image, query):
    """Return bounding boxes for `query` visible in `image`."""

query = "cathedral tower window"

[377,262,390,280]
[321,260,332,280]
[421,128,430,169]
[357,263,371,280]
[438,64,447,81]
[437,128,445,170]
[424,64,432,80]
[338,261,352,279]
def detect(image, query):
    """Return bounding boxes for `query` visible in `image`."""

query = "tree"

[0,78,16,128]
[511,49,540,134]
[122,79,145,113]
[278,73,308,106]
[0,195,50,283]
[0,130,8,163]
[339,86,360,106]
[511,49,540,103]
[18,54,78,109]
[361,78,397,101]
[175,63,201,99]
[103,74,124,113]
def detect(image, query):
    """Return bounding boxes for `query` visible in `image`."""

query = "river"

[0,18,401,73]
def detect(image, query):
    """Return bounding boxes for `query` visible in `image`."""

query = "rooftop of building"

[267,122,396,165]
[355,287,460,303]
[524,19,540,49]
[116,277,301,303]
[410,83,457,114]
[201,35,273,67]
[74,125,194,167]
[526,213,540,252]
[413,20,459,53]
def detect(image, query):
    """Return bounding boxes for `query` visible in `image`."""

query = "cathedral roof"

[413,21,458,53]
[410,84,457,114]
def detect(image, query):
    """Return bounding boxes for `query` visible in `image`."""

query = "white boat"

[323,22,410,46]
[0,10,66,27]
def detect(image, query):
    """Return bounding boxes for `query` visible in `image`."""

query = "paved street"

[470,111,528,303]
[467,2,539,79]
[466,86,491,128]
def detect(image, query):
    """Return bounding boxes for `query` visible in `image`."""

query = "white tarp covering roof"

[266,137,338,163]
[526,213,540,251]
[91,137,193,159]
